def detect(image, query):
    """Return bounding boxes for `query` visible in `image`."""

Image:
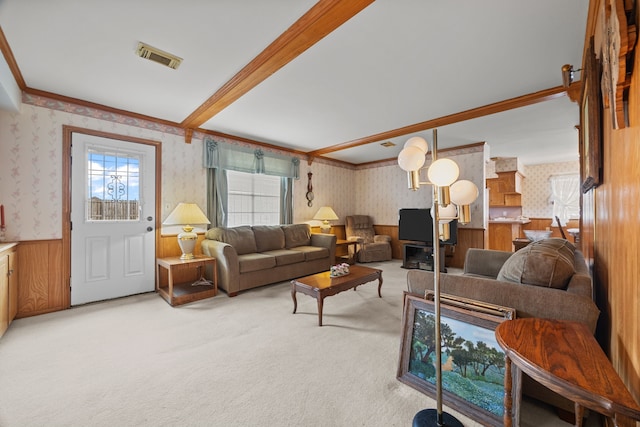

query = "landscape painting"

[397,294,514,426]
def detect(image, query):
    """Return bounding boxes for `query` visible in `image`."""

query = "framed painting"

[580,37,602,193]
[397,293,515,426]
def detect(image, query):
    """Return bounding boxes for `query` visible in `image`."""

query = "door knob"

[147,227,153,232]
[147,216,153,221]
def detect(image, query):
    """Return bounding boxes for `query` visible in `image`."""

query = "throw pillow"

[252,225,285,252]
[283,224,311,248]
[497,238,576,289]
[205,226,257,255]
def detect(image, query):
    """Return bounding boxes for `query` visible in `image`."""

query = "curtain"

[203,137,298,227]
[280,177,293,224]
[206,168,228,227]
[203,137,300,178]
[550,174,580,226]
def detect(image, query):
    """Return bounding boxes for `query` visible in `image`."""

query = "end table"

[156,255,217,306]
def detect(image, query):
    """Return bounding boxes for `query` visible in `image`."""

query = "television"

[398,208,457,245]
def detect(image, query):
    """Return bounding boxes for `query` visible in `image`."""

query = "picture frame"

[580,37,602,193]
[397,293,515,426]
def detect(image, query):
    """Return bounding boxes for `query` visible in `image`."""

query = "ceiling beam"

[307,86,570,157]
[0,25,26,89]
[180,0,374,132]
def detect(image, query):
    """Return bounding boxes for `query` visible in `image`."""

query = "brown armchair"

[345,215,392,263]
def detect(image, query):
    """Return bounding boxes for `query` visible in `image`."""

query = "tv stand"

[402,243,446,272]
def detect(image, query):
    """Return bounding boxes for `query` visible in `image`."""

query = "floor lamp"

[397,130,479,427]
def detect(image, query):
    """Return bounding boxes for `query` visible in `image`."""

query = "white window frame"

[226,170,281,226]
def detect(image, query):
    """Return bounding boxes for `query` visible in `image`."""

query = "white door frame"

[62,126,161,308]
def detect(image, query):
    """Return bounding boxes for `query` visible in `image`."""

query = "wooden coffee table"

[290,265,382,326]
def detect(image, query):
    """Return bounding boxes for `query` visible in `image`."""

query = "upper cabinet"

[487,171,523,207]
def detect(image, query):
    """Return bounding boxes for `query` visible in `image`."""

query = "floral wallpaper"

[521,161,579,218]
[0,103,207,241]
[1,96,488,241]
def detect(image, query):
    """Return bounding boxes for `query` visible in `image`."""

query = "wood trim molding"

[307,86,568,157]
[180,0,374,129]
[0,26,26,90]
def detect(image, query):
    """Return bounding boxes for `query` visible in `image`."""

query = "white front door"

[71,133,156,305]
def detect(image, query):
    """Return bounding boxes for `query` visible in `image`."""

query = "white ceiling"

[0,0,588,166]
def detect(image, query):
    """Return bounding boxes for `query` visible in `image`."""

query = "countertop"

[488,218,531,224]
[0,242,18,253]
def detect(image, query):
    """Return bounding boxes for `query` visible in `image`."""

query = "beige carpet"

[0,260,600,426]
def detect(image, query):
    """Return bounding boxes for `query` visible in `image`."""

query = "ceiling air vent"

[135,42,182,70]
[380,141,396,147]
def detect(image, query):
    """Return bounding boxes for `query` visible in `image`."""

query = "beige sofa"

[406,239,600,416]
[201,224,335,296]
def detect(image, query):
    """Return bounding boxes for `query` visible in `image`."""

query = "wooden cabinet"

[0,243,18,338]
[488,223,521,252]
[487,171,523,207]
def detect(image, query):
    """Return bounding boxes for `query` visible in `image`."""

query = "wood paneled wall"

[16,240,65,318]
[584,0,639,405]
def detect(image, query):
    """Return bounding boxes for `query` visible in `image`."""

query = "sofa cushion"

[260,249,305,266]
[252,225,286,252]
[283,224,311,248]
[290,245,329,261]
[206,226,257,255]
[497,238,576,289]
[238,253,276,273]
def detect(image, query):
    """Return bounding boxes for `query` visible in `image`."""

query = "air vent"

[380,141,396,147]
[135,42,182,70]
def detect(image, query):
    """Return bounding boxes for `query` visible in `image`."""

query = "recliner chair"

[345,215,392,263]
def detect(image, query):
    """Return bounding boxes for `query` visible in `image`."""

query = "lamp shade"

[431,203,457,223]
[450,180,479,205]
[427,158,459,186]
[403,136,429,154]
[163,203,210,226]
[313,206,338,221]
[398,146,426,172]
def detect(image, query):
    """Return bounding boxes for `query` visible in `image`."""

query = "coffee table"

[290,265,383,326]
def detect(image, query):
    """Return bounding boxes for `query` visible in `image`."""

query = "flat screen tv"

[398,208,457,245]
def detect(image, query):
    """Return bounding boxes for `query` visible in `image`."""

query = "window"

[86,150,141,221]
[227,170,281,226]
[550,173,580,226]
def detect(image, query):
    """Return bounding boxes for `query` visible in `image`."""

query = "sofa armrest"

[311,232,336,262]
[463,248,513,278]
[201,239,239,295]
[406,270,600,333]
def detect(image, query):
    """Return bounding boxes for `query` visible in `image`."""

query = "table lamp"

[313,206,338,234]
[163,203,210,259]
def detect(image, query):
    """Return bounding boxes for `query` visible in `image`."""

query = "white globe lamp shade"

[427,158,459,186]
[403,136,429,154]
[397,146,426,172]
[450,180,479,205]
[431,202,457,223]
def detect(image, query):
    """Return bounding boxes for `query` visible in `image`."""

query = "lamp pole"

[412,131,463,427]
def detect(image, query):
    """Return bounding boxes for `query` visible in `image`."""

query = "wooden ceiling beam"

[307,86,569,157]
[180,0,374,132]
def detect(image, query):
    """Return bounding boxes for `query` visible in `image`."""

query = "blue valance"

[203,137,300,179]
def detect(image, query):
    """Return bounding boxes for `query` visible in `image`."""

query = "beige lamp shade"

[163,203,210,259]
[313,206,338,234]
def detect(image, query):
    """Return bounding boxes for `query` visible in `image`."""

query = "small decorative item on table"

[330,263,350,277]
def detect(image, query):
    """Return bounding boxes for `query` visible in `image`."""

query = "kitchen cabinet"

[0,243,18,338]
[487,171,523,207]
[488,220,529,252]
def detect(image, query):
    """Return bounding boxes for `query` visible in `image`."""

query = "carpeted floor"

[0,260,600,426]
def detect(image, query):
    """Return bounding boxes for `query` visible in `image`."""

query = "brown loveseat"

[406,238,599,416]
[201,223,335,296]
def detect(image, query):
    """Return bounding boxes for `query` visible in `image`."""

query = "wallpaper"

[521,161,579,218]
[0,104,207,241]
[1,98,488,241]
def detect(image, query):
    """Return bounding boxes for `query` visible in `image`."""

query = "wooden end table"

[156,255,217,306]
[335,239,359,264]
[495,318,640,427]
[290,265,382,326]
